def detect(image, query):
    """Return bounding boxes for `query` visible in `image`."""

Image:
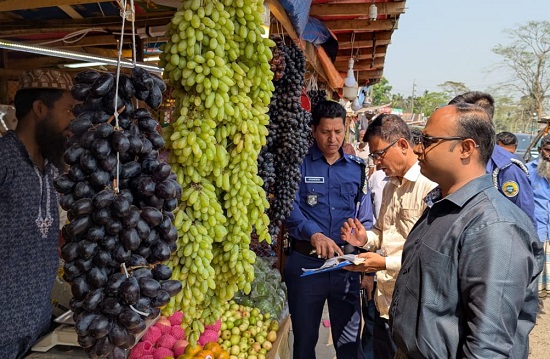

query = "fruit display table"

[25,346,87,359]
[266,315,291,359]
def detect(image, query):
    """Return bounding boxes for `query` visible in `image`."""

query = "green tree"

[493,96,518,132]
[493,20,550,118]
[438,81,469,99]
[414,90,449,117]
[391,93,406,109]
[492,96,537,134]
[371,77,392,105]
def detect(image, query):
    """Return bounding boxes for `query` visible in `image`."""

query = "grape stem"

[130,304,150,317]
[120,263,153,316]
[107,105,127,129]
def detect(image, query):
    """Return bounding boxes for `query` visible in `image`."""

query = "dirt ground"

[529,297,550,358]
[313,297,550,359]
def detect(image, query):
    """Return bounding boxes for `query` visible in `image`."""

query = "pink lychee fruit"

[152,347,174,359]
[157,334,177,349]
[198,329,220,347]
[141,326,162,346]
[128,341,154,359]
[168,311,184,326]
[170,325,185,340]
[173,338,189,357]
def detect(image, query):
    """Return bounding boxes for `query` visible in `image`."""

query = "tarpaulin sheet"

[302,17,331,45]
[280,0,312,37]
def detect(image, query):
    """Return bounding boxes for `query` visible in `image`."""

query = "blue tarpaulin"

[302,17,331,45]
[279,0,312,37]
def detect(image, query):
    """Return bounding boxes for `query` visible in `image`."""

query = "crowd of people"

[0,66,548,359]
[286,94,547,359]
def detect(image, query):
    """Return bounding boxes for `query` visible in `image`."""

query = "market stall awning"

[266,0,407,88]
[0,0,407,91]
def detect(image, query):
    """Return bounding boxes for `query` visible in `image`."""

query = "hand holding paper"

[301,254,365,276]
[343,252,386,273]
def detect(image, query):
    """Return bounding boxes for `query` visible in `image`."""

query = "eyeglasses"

[368,139,399,160]
[412,134,467,149]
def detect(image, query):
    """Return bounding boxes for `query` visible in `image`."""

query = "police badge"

[307,193,318,207]
[502,180,519,197]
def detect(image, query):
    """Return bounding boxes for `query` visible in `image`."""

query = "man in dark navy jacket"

[390,103,542,358]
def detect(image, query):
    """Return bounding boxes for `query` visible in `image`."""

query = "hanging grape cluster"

[307,89,327,112]
[269,40,286,82]
[159,0,274,344]
[54,68,182,358]
[258,39,312,240]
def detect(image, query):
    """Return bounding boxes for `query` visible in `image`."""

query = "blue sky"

[383,0,550,97]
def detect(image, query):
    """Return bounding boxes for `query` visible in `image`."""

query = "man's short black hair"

[14,88,66,120]
[311,100,346,126]
[452,103,495,166]
[364,114,412,145]
[448,91,495,119]
[496,131,517,146]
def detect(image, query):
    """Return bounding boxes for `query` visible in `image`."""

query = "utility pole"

[411,80,416,121]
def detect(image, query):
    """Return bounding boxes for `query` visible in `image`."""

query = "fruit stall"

[0,1,407,359]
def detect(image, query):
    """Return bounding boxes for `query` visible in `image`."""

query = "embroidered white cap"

[18,69,73,91]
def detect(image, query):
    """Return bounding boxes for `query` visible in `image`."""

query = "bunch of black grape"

[53,68,182,359]
[269,36,287,82]
[259,41,311,240]
[307,89,327,112]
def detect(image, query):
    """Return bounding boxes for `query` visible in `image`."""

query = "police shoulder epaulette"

[492,158,530,195]
[510,158,530,177]
[347,154,366,166]
[493,158,530,184]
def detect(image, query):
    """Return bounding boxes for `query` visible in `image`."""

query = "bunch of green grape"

[159,0,274,345]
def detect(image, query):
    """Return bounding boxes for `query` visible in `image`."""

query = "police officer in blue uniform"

[487,143,535,227]
[284,100,373,359]
[449,91,536,228]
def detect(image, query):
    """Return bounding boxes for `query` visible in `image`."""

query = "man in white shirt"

[368,169,389,224]
[355,129,375,179]
[341,114,436,359]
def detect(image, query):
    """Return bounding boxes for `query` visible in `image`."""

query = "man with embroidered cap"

[448,91,536,228]
[0,69,77,358]
[389,103,542,358]
[284,100,373,359]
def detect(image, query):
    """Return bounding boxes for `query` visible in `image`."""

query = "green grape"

[162,0,273,345]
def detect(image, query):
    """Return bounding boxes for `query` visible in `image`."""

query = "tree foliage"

[438,81,470,99]
[391,93,407,110]
[368,20,548,131]
[492,20,550,117]
[371,77,392,105]
[413,90,448,117]
[492,96,538,133]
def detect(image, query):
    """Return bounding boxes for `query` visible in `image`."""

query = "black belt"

[291,238,357,257]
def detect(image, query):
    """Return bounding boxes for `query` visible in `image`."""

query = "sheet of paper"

[301,254,365,277]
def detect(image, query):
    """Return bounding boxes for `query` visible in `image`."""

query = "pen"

[351,201,360,235]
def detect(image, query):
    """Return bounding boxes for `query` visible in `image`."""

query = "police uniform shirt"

[486,145,536,229]
[285,143,373,244]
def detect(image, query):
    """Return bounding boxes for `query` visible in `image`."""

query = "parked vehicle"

[514,133,534,162]
[522,116,550,163]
